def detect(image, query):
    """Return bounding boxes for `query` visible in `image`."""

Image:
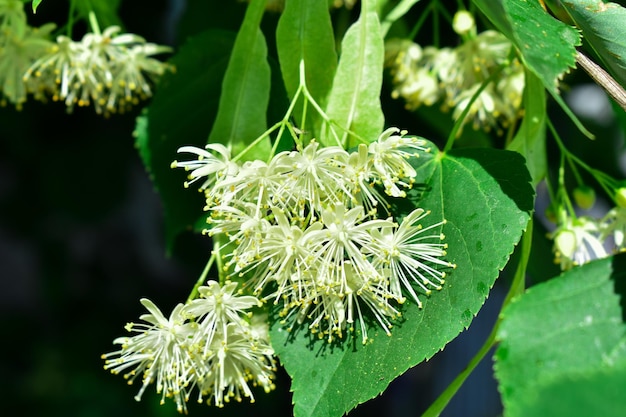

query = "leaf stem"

[422,220,532,417]
[548,118,618,202]
[186,252,216,303]
[88,11,100,36]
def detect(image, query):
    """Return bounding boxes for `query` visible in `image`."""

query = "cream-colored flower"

[368,127,429,198]
[184,280,261,358]
[24,25,171,114]
[102,299,197,414]
[172,144,239,192]
[198,323,276,407]
[369,208,453,307]
[551,215,607,270]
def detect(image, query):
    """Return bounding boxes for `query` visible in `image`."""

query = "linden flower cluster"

[102,281,276,413]
[0,0,171,113]
[550,189,626,270]
[172,128,455,344]
[385,11,524,134]
[0,0,55,107]
[24,25,173,114]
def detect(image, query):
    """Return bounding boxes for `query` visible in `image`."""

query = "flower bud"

[545,203,558,224]
[453,11,475,35]
[615,187,626,209]
[573,185,596,210]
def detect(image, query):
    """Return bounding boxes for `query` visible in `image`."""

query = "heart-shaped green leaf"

[270,143,534,417]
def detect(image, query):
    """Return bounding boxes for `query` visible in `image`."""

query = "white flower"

[241,207,320,301]
[24,25,171,114]
[452,84,499,132]
[209,203,270,270]
[369,208,453,308]
[271,141,351,214]
[386,40,446,109]
[105,43,173,113]
[172,144,239,192]
[551,215,608,270]
[184,280,261,358]
[305,203,392,285]
[102,299,197,414]
[302,261,399,344]
[368,127,429,198]
[199,323,276,407]
[344,144,388,214]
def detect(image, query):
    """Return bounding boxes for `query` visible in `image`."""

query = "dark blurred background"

[2,1,624,417]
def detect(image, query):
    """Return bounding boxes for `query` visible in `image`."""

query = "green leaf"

[494,255,626,417]
[32,0,43,13]
[322,5,385,148]
[135,30,235,252]
[276,0,337,137]
[513,362,626,417]
[75,0,121,28]
[208,0,272,161]
[560,0,626,87]
[507,69,547,184]
[270,145,534,417]
[472,0,580,95]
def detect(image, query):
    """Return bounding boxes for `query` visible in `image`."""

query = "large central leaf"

[270,144,535,417]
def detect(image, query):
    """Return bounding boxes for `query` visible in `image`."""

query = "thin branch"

[576,49,626,112]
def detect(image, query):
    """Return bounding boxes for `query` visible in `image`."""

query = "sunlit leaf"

[323,4,385,148]
[276,0,337,137]
[208,0,272,161]
[134,30,235,252]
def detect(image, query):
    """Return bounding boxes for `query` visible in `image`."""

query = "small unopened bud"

[615,187,626,208]
[545,203,558,224]
[573,185,596,210]
[453,11,475,35]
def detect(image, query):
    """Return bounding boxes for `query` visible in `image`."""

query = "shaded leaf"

[323,8,385,147]
[135,30,235,252]
[494,255,626,417]
[271,144,534,417]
